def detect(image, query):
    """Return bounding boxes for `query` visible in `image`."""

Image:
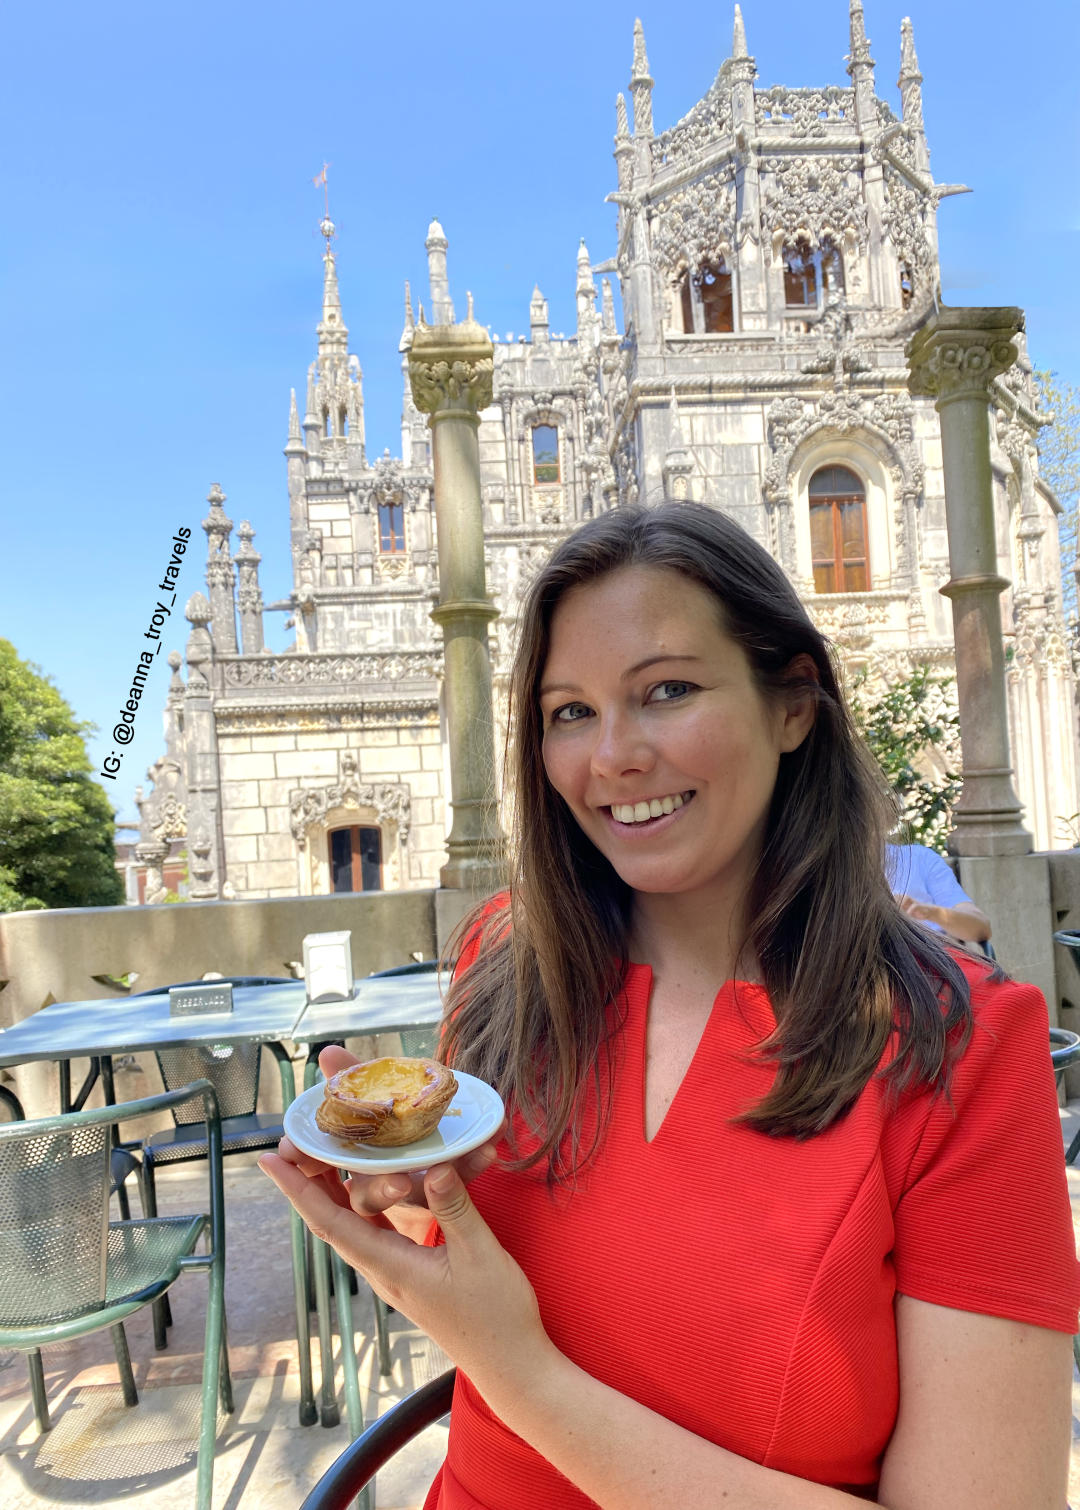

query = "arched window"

[377,500,405,553]
[783,238,818,307]
[329,826,382,893]
[678,260,734,333]
[532,424,560,485]
[784,239,845,309]
[808,465,868,593]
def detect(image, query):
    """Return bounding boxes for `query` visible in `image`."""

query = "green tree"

[1034,370,1079,624]
[848,662,962,855]
[0,640,124,911]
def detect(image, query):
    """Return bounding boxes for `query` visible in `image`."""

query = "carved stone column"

[409,306,505,894]
[907,306,1032,855]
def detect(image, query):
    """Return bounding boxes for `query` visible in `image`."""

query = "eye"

[648,680,695,703]
[550,701,592,725]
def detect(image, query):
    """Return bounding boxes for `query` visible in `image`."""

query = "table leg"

[331,1246,372,1510]
[291,1210,318,1427]
[303,1048,341,1429]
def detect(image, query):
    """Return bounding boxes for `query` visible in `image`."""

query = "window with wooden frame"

[532,425,560,485]
[677,260,735,333]
[329,826,383,893]
[899,261,914,310]
[783,238,818,307]
[808,465,869,593]
[377,500,405,553]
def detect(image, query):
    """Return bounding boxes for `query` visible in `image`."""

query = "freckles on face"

[537,566,803,901]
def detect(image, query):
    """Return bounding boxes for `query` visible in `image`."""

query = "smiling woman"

[264,502,1079,1510]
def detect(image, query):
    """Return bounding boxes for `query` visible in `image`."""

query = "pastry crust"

[315,1056,458,1147]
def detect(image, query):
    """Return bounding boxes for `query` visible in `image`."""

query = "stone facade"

[136,3,1079,899]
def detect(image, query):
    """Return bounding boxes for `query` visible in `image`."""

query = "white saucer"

[283,1071,506,1174]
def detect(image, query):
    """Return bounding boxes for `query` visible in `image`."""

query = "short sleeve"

[890,975,1080,1333]
[918,849,974,910]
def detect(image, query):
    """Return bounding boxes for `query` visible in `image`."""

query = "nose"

[588,708,654,782]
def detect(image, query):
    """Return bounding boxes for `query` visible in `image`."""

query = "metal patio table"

[0,971,447,1433]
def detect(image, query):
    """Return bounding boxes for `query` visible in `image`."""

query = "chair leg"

[311,1235,340,1427]
[291,1210,318,1427]
[115,1180,132,1222]
[196,1273,226,1510]
[373,1293,393,1378]
[27,1350,50,1433]
[1066,1126,1080,1166]
[142,1155,174,1348]
[111,1323,138,1407]
[219,1315,235,1415]
[331,1250,373,1510]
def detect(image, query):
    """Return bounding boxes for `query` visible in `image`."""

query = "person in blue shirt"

[885,842,992,950]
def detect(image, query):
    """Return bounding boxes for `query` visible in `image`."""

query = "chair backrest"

[0,1122,110,1325]
[156,1043,262,1123]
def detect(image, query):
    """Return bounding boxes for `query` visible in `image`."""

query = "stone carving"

[763,389,923,504]
[650,84,732,172]
[908,325,1021,405]
[221,650,441,689]
[880,166,932,279]
[756,86,855,137]
[290,751,412,849]
[761,155,867,250]
[650,170,737,278]
[409,357,494,415]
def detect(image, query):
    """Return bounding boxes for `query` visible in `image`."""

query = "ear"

[776,653,819,754]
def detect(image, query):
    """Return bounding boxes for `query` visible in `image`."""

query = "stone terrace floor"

[3,1113,1080,1510]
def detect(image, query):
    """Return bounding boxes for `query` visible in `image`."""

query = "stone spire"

[629,19,654,137]
[613,92,634,191]
[201,483,237,654]
[846,0,877,130]
[576,239,597,331]
[233,521,265,656]
[530,284,550,342]
[400,280,415,351]
[662,388,693,499]
[317,241,349,362]
[425,217,456,325]
[303,361,320,453]
[286,388,304,452]
[898,16,929,173]
[732,3,748,58]
[601,277,617,334]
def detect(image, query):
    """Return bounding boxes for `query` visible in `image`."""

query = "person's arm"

[259,1154,1073,1510]
[896,894,992,943]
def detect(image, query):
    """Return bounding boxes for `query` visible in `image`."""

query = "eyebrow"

[539,653,701,698]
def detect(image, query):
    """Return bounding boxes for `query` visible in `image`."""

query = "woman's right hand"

[276,1044,502,1232]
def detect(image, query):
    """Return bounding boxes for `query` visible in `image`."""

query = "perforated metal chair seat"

[143,1112,285,1165]
[0,1214,207,1346]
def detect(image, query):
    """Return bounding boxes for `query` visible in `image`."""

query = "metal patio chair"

[0,1080,231,1510]
[299,1368,456,1510]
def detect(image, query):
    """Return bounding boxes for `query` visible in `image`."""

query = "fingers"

[275,1134,336,1180]
[260,1151,414,1279]
[318,1044,361,1079]
[345,1171,414,1219]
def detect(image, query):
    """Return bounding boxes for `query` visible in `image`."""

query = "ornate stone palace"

[134,2,1078,902]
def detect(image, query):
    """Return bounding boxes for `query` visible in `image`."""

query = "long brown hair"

[441,501,972,1179]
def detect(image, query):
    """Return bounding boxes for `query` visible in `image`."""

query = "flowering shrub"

[848,663,961,855]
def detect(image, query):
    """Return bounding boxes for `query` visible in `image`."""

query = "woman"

[262,502,1078,1509]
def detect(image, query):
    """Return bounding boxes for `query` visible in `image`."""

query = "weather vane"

[313,162,335,248]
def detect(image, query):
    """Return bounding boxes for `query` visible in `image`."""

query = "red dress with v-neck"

[422,954,1079,1509]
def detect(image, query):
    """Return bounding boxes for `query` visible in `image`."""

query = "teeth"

[611,793,690,824]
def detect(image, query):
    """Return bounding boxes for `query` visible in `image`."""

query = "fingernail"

[383,1178,410,1201]
[428,1166,455,1194]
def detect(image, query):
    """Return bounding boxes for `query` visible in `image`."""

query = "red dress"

[423,952,1079,1509]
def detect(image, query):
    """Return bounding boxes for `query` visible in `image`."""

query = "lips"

[608,791,695,825]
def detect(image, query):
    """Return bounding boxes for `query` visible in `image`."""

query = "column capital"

[906,306,1024,406]
[408,317,494,418]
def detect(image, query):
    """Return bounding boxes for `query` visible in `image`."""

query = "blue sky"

[1,0,1077,825]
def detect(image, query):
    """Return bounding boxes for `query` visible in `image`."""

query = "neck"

[628,881,758,985]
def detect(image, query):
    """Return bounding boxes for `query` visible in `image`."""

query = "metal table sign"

[168,982,235,1016]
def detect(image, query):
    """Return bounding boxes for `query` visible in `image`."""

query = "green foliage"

[1034,369,1079,623]
[0,639,125,912]
[848,663,961,855]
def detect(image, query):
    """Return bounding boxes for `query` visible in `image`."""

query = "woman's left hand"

[259,1152,552,1390]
